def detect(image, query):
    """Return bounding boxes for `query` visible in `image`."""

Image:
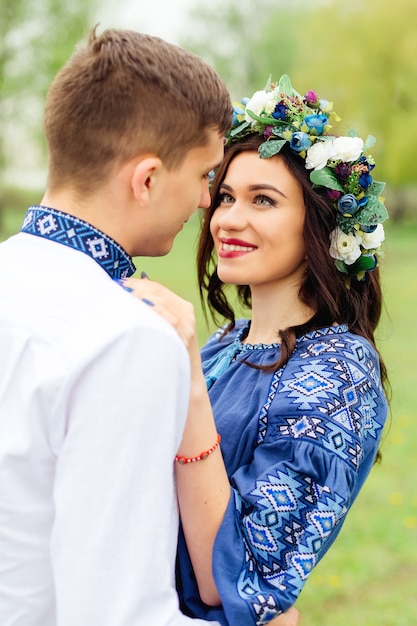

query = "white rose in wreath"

[245,90,276,125]
[332,136,364,162]
[305,140,335,170]
[329,227,362,264]
[361,224,385,250]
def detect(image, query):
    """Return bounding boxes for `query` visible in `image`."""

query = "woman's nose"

[217,201,246,230]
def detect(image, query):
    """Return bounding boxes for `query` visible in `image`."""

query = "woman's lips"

[219,238,257,258]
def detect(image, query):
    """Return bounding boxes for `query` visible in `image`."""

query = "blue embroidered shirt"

[177,320,388,626]
[20,205,136,279]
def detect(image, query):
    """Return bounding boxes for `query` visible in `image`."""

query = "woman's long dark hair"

[197,134,389,397]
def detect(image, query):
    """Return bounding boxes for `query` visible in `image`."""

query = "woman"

[123,75,389,625]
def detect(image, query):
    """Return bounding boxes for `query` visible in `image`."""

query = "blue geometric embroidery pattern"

[254,327,381,453]
[287,368,335,402]
[278,415,326,440]
[282,362,344,411]
[237,466,347,625]
[183,324,387,625]
[257,367,286,444]
[21,206,136,279]
[261,340,382,468]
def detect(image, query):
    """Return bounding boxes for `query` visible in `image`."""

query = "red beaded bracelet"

[175,434,221,465]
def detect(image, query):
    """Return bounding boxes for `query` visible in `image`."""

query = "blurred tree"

[292,0,417,190]
[181,0,417,200]
[0,0,98,204]
[180,0,306,98]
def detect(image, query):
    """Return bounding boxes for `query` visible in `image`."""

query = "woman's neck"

[243,283,316,345]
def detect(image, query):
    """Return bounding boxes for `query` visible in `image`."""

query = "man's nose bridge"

[200,181,211,209]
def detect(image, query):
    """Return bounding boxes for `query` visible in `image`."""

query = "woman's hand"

[121,276,205,391]
[121,276,231,607]
[122,277,197,350]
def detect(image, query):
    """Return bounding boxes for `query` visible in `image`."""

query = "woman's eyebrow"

[220,182,288,199]
[248,183,287,198]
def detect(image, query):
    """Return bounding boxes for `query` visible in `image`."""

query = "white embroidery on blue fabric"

[257,333,381,468]
[236,466,347,625]
[20,206,135,279]
[86,236,109,259]
[197,324,385,624]
[38,214,58,235]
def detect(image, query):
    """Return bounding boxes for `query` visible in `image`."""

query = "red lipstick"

[219,237,257,258]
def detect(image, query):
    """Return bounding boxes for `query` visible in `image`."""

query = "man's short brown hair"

[44,28,232,193]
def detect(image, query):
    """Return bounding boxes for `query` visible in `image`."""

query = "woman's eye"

[254,194,275,207]
[218,192,234,204]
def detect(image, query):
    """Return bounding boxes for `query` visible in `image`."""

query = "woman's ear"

[131,157,163,206]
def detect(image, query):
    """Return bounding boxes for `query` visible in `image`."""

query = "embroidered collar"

[20,205,136,279]
[217,320,348,349]
[204,322,349,389]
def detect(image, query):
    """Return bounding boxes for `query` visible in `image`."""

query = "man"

[0,27,298,626]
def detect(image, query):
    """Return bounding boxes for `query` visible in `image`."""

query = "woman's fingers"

[120,278,197,348]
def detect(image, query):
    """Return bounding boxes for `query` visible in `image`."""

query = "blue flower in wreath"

[304,113,328,135]
[358,195,369,207]
[360,223,378,233]
[272,103,287,120]
[232,104,246,126]
[337,193,359,216]
[290,131,312,153]
[359,172,373,189]
[359,155,375,171]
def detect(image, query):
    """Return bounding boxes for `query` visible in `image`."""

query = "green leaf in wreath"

[245,109,278,126]
[264,74,272,92]
[272,123,296,138]
[334,259,348,274]
[367,180,385,196]
[350,254,377,273]
[358,196,389,225]
[277,74,298,97]
[230,121,250,137]
[259,140,287,159]
[364,134,376,151]
[336,214,357,233]
[310,167,345,192]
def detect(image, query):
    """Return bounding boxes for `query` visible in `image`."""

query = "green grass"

[2,207,416,625]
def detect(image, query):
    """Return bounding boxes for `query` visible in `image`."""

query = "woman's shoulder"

[266,324,387,459]
[296,324,379,364]
[286,324,383,394]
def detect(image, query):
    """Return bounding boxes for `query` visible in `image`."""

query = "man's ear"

[131,157,163,206]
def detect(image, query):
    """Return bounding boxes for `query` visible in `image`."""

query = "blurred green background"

[1,0,416,624]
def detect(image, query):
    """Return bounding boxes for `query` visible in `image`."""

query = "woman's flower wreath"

[226,75,389,282]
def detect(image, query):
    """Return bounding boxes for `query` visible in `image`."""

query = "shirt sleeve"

[212,340,387,626]
[50,322,191,626]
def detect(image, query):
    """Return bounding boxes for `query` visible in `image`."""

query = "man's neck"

[40,188,132,255]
